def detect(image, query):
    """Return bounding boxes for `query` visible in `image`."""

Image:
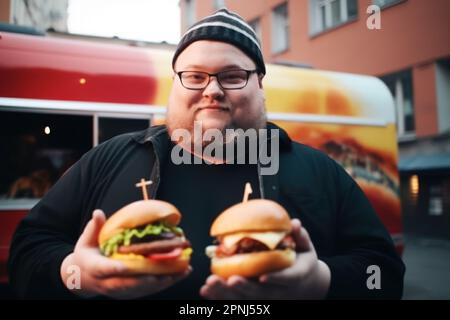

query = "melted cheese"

[182,247,193,259]
[222,231,287,250]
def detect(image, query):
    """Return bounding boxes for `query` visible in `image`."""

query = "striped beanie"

[172,8,265,75]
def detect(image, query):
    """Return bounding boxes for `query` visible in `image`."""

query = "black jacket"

[8,124,405,299]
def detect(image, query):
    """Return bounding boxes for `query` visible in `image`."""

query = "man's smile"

[196,105,230,113]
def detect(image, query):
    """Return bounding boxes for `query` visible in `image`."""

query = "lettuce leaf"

[100,223,183,256]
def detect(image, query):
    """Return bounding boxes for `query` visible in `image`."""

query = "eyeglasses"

[175,69,258,90]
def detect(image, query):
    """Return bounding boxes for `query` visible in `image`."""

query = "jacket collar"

[132,125,169,144]
[266,121,292,152]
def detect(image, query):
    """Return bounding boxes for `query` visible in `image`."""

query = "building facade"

[180,0,450,237]
[0,0,69,32]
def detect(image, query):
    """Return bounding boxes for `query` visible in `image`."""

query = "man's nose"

[202,76,224,99]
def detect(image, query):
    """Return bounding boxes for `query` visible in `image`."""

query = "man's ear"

[258,74,264,89]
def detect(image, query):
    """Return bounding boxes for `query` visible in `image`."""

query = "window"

[184,0,196,30]
[380,70,415,136]
[213,0,226,10]
[310,0,358,34]
[0,110,151,201]
[0,111,92,200]
[271,3,289,54]
[373,0,405,9]
[248,18,262,45]
[99,117,149,144]
[436,59,450,133]
[429,184,443,216]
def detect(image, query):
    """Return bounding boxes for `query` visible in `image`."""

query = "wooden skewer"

[242,182,252,202]
[135,178,152,200]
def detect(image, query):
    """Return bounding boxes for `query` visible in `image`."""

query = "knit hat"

[172,8,266,75]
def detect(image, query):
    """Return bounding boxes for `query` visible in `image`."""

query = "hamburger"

[206,199,296,279]
[98,200,192,275]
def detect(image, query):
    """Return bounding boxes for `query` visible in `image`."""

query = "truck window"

[98,117,150,144]
[0,111,92,200]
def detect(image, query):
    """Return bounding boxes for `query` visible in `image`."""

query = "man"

[8,9,404,299]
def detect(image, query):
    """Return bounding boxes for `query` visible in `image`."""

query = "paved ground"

[402,234,450,299]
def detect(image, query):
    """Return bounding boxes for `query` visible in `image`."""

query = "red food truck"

[0,31,403,288]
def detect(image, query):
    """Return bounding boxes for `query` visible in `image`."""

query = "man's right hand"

[60,209,191,299]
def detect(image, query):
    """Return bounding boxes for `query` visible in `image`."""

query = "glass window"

[248,18,262,45]
[429,184,443,216]
[184,0,196,30]
[380,70,415,136]
[311,0,358,34]
[347,0,358,18]
[99,117,150,144]
[331,0,341,26]
[320,5,327,30]
[373,0,404,9]
[401,73,415,133]
[0,111,92,200]
[271,3,289,54]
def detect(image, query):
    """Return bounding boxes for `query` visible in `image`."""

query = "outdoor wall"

[0,0,11,23]
[413,63,438,137]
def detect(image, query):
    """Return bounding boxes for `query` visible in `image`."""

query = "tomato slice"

[147,247,182,261]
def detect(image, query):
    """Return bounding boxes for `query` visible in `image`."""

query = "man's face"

[167,41,266,140]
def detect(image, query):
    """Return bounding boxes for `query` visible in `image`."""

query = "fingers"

[227,276,268,299]
[89,257,128,279]
[100,271,190,299]
[291,218,301,233]
[200,275,226,299]
[170,265,193,283]
[291,219,312,252]
[201,275,286,300]
[200,275,242,300]
[78,209,106,248]
[95,209,106,226]
[291,219,302,247]
[94,262,192,281]
[260,265,304,286]
[259,223,314,287]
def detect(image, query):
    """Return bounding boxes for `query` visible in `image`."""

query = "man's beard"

[166,105,267,150]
